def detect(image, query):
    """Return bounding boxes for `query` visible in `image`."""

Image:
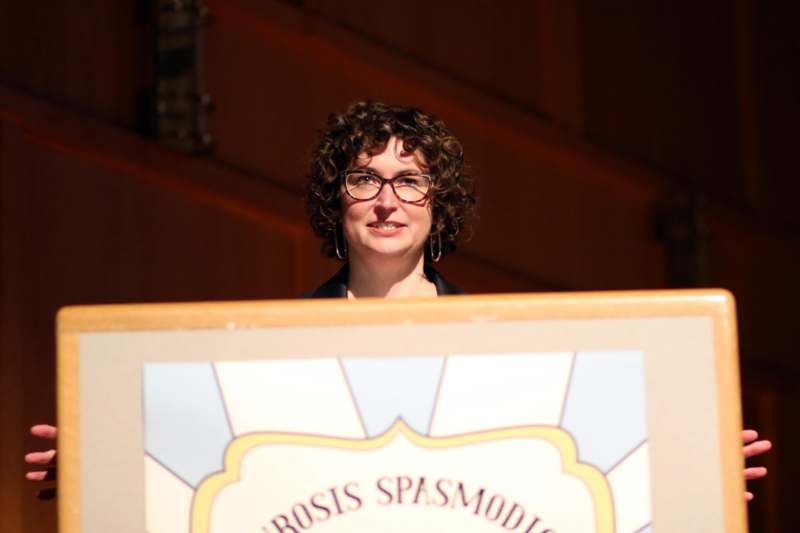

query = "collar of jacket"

[301,263,463,298]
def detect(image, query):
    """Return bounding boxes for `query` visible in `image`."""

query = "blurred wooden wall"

[1,1,798,531]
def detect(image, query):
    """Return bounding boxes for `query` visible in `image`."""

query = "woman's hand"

[25,424,58,499]
[743,428,771,501]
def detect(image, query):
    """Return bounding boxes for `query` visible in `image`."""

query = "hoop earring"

[333,224,348,261]
[429,233,442,263]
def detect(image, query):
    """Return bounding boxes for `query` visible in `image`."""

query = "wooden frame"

[57,289,745,532]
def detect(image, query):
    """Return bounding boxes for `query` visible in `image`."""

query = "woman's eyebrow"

[356,166,423,176]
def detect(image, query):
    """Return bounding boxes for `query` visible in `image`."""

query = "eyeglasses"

[343,170,433,203]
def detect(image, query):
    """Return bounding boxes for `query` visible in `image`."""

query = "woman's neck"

[347,253,437,299]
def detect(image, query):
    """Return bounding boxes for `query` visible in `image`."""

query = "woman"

[27,100,770,499]
[303,100,473,299]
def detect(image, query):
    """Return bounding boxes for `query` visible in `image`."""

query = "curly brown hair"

[306,100,476,261]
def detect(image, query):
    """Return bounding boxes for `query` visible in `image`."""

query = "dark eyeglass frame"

[342,170,433,204]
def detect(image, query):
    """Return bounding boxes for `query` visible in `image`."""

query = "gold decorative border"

[190,420,614,533]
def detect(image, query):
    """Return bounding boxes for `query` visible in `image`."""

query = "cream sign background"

[143,352,652,533]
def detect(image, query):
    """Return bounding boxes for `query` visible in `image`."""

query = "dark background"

[1,1,797,531]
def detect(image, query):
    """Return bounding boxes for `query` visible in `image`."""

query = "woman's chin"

[356,242,422,262]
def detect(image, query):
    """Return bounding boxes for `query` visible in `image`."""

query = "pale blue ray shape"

[637,526,652,533]
[143,362,233,487]
[560,351,647,472]
[341,356,445,437]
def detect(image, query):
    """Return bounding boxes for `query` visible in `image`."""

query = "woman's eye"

[351,174,377,185]
[398,176,426,188]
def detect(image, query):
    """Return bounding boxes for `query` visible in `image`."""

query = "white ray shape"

[430,352,574,436]
[145,455,192,533]
[215,359,364,437]
[607,441,652,533]
[341,356,445,436]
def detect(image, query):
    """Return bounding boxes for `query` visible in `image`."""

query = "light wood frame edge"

[715,294,747,532]
[57,332,79,533]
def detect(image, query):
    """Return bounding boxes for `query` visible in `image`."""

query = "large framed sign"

[57,290,746,533]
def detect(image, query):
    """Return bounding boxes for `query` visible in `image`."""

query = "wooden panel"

[579,1,744,202]
[9,137,298,303]
[466,144,666,290]
[0,117,46,533]
[436,251,565,294]
[0,99,312,307]
[0,1,147,128]
[305,0,545,114]
[0,122,59,533]
[752,2,800,229]
[303,0,583,130]
[741,369,781,533]
[706,208,800,361]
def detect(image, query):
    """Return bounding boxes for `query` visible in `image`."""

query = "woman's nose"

[374,181,399,207]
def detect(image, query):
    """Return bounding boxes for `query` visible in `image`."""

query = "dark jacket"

[302,264,463,298]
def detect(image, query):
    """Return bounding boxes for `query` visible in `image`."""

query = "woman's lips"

[367,222,406,236]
